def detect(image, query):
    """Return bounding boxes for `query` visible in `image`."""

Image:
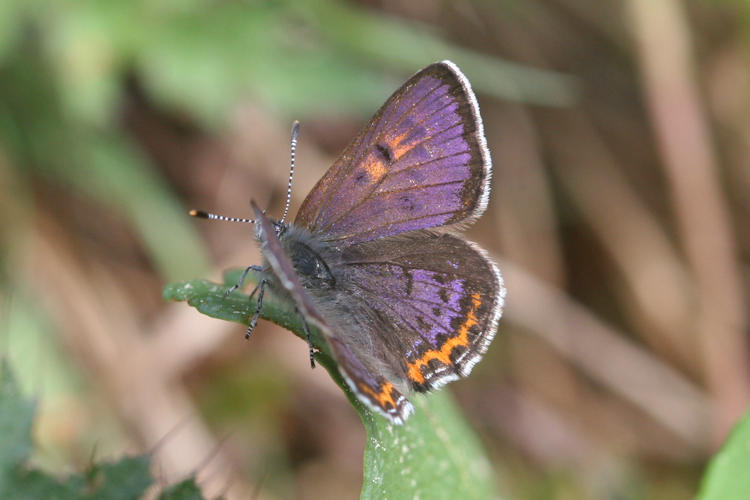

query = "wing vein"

[316,126,470,235]
[310,81,451,229]
[344,276,464,314]
[322,210,458,242]
[349,281,456,344]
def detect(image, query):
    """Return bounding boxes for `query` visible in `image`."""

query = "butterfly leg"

[225,264,264,298]
[245,278,269,339]
[298,314,316,369]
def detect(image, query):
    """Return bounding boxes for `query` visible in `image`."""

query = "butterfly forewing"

[295,61,491,245]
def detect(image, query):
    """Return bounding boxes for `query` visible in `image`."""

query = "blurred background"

[1,0,749,498]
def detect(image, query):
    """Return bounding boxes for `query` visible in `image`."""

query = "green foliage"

[0,25,210,282]
[164,273,497,499]
[82,456,153,500]
[1,2,574,497]
[357,389,495,499]
[698,406,750,499]
[0,0,573,127]
[0,360,207,500]
[158,479,205,500]
[0,361,35,494]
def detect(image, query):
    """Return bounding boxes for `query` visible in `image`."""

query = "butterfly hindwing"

[325,334,414,425]
[339,230,505,391]
[294,61,491,245]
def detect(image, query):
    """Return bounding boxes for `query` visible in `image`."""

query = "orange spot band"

[359,381,398,411]
[407,292,482,385]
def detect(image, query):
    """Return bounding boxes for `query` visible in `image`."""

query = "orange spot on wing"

[359,380,398,411]
[362,153,387,181]
[407,293,482,385]
[384,131,414,160]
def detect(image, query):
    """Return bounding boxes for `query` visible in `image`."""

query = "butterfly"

[192,61,506,424]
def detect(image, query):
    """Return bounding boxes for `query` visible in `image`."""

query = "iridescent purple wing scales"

[339,231,505,391]
[295,61,491,245]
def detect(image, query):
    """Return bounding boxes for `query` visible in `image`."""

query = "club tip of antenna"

[189,209,209,218]
[291,120,300,140]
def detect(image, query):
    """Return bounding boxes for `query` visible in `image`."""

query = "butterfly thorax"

[258,221,339,291]
[285,239,336,290]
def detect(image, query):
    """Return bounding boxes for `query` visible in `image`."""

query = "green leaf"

[0,360,161,499]
[0,0,23,64]
[349,380,495,500]
[7,468,82,500]
[6,457,155,500]
[698,406,750,499]
[83,455,153,500]
[164,274,498,498]
[0,360,36,493]
[158,478,206,500]
[0,359,81,499]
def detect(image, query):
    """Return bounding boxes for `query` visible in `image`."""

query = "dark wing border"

[441,60,492,222]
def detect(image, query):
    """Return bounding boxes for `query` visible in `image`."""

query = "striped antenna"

[189,210,255,224]
[281,120,300,223]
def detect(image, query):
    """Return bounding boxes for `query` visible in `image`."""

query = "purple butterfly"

[193,61,505,424]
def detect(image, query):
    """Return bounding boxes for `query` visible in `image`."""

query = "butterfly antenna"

[281,120,300,223]
[189,210,255,224]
